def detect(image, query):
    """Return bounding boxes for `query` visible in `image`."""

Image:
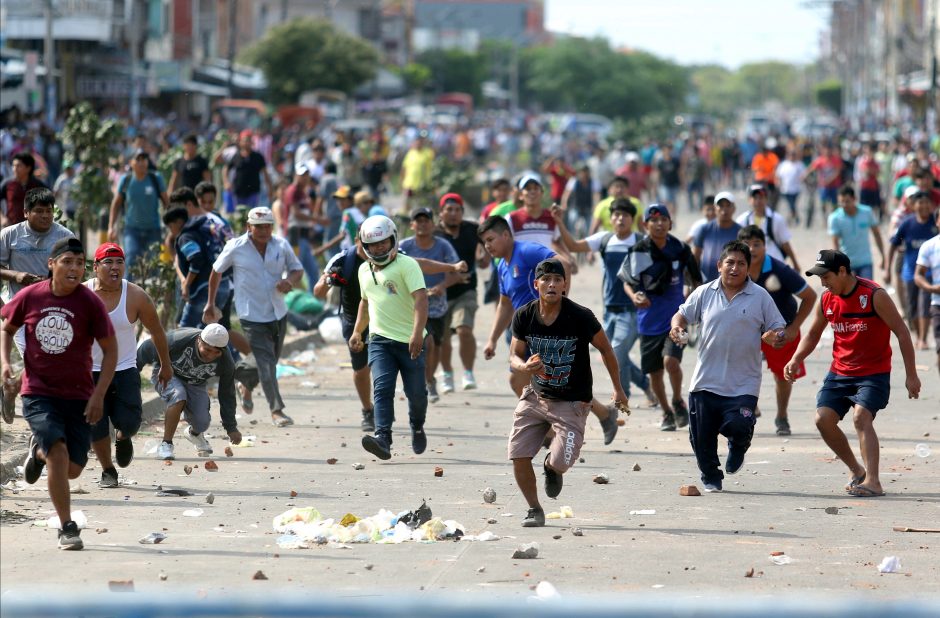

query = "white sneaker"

[427,380,440,403]
[156,441,175,460]
[462,371,477,390]
[440,372,455,394]
[185,427,213,456]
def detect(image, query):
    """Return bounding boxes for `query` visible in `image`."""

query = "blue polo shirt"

[498,241,556,309]
[694,220,742,282]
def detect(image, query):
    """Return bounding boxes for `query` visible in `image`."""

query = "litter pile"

[273,501,495,548]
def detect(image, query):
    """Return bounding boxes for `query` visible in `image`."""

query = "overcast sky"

[544,0,829,68]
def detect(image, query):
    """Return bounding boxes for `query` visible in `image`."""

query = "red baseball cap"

[94,242,125,262]
[439,192,463,208]
[239,129,253,140]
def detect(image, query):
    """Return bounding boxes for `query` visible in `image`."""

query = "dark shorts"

[639,331,684,374]
[22,395,92,468]
[932,305,940,354]
[342,319,370,372]
[816,371,891,419]
[425,317,445,346]
[905,281,931,320]
[91,368,144,441]
[859,188,882,209]
[819,186,839,205]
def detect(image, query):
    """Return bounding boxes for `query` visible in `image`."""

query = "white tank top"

[87,279,140,372]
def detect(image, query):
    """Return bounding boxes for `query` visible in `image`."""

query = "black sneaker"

[775,417,792,436]
[362,434,392,460]
[360,409,375,433]
[673,400,689,428]
[114,437,134,468]
[599,404,619,445]
[99,467,119,488]
[543,455,563,499]
[23,434,45,484]
[58,520,83,550]
[659,413,676,432]
[521,507,545,527]
[412,427,427,455]
[726,447,746,475]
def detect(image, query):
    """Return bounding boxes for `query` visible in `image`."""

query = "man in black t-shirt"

[223,130,271,210]
[508,259,628,528]
[435,192,490,392]
[170,134,211,190]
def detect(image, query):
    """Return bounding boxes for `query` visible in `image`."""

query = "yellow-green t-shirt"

[592,197,645,232]
[401,147,434,191]
[358,254,427,343]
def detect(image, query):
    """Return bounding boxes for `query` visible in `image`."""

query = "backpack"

[119,172,162,206]
[599,232,615,258]
[745,210,778,248]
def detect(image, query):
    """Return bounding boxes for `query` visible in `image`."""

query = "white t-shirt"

[735,210,792,261]
[776,160,806,195]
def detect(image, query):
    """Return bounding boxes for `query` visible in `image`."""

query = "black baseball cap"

[534,258,566,280]
[805,249,851,277]
[49,237,85,260]
[410,207,434,220]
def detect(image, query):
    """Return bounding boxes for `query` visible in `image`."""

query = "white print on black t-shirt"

[526,335,576,387]
[172,345,219,383]
[34,307,75,354]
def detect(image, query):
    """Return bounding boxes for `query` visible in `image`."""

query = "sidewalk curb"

[0,330,324,485]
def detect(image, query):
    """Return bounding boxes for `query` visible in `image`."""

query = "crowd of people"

[0,111,938,547]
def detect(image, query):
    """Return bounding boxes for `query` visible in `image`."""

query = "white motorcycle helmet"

[359,215,398,266]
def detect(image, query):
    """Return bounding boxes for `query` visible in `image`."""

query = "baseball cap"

[294,161,309,176]
[805,249,851,277]
[239,129,253,141]
[247,206,275,225]
[49,237,85,260]
[131,148,148,160]
[439,192,463,208]
[94,242,125,262]
[200,323,229,349]
[354,190,374,206]
[625,151,641,163]
[714,191,735,205]
[517,173,542,190]
[748,183,766,195]
[333,186,352,199]
[410,207,434,220]
[903,185,921,201]
[534,258,566,280]
[644,203,671,222]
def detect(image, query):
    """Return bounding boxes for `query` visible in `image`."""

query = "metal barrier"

[0,592,938,618]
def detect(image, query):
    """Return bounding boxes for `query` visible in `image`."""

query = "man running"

[738,225,817,436]
[670,240,786,492]
[785,250,921,497]
[1,237,117,550]
[509,258,628,527]
[914,205,940,376]
[139,324,243,460]
[84,243,173,487]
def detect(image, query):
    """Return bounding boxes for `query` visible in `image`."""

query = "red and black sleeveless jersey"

[821,277,892,376]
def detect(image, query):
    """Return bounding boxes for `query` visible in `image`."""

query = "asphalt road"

[0,195,938,602]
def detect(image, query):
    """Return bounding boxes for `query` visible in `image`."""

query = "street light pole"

[44,0,57,126]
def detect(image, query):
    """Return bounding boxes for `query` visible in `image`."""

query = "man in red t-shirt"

[807,145,843,215]
[785,250,920,499]
[0,152,47,227]
[1,237,117,550]
[541,157,574,203]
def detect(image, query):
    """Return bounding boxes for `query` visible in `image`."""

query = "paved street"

[0,207,937,600]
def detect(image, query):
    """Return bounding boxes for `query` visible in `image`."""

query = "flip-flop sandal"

[272,414,294,428]
[847,485,885,498]
[844,472,866,492]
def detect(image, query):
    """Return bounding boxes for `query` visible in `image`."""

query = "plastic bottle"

[914,443,931,458]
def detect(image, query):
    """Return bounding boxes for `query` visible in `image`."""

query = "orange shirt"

[752,152,780,183]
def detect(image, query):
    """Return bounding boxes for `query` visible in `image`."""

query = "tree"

[60,102,125,238]
[417,49,488,102]
[399,62,433,93]
[239,19,379,105]
[815,79,843,115]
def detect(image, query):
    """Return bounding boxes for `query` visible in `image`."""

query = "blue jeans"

[179,281,232,328]
[296,237,320,293]
[603,309,648,398]
[368,334,427,442]
[123,227,162,279]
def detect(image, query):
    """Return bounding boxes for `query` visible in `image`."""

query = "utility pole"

[44,0,57,126]
[227,0,238,96]
[129,0,141,124]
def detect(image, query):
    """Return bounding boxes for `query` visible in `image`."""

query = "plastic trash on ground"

[319,316,345,343]
[275,364,305,378]
[545,506,574,519]
[45,510,87,529]
[878,556,902,573]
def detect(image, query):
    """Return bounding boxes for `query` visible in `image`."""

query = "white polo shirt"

[212,233,303,322]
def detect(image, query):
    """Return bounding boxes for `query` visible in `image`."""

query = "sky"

[544,0,829,68]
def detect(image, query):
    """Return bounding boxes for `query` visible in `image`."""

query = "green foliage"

[430,156,474,197]
[417,49,488,101]
[239,19,379,105]
[156,130,234,188]
[60,103,125,234]
[398,63,433,93]
[612,114,678,145]
[815,79,843,115]
[687,61,814,119]
[127,244,180,330]
[520,38,689,120]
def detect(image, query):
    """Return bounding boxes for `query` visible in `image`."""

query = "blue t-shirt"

[828,205,877,268]
[585,231,638,310]
[498,241,556,310]
[694,220,742,282]
[890,214,939,282]
[120,172,166,230]
[754,255,807,325]
[637,236,691,336]
[399,236,459,318]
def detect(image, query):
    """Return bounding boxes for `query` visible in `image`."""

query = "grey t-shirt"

[137,327,238,432]
[678,279,785,398]
[0,221,75,296]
